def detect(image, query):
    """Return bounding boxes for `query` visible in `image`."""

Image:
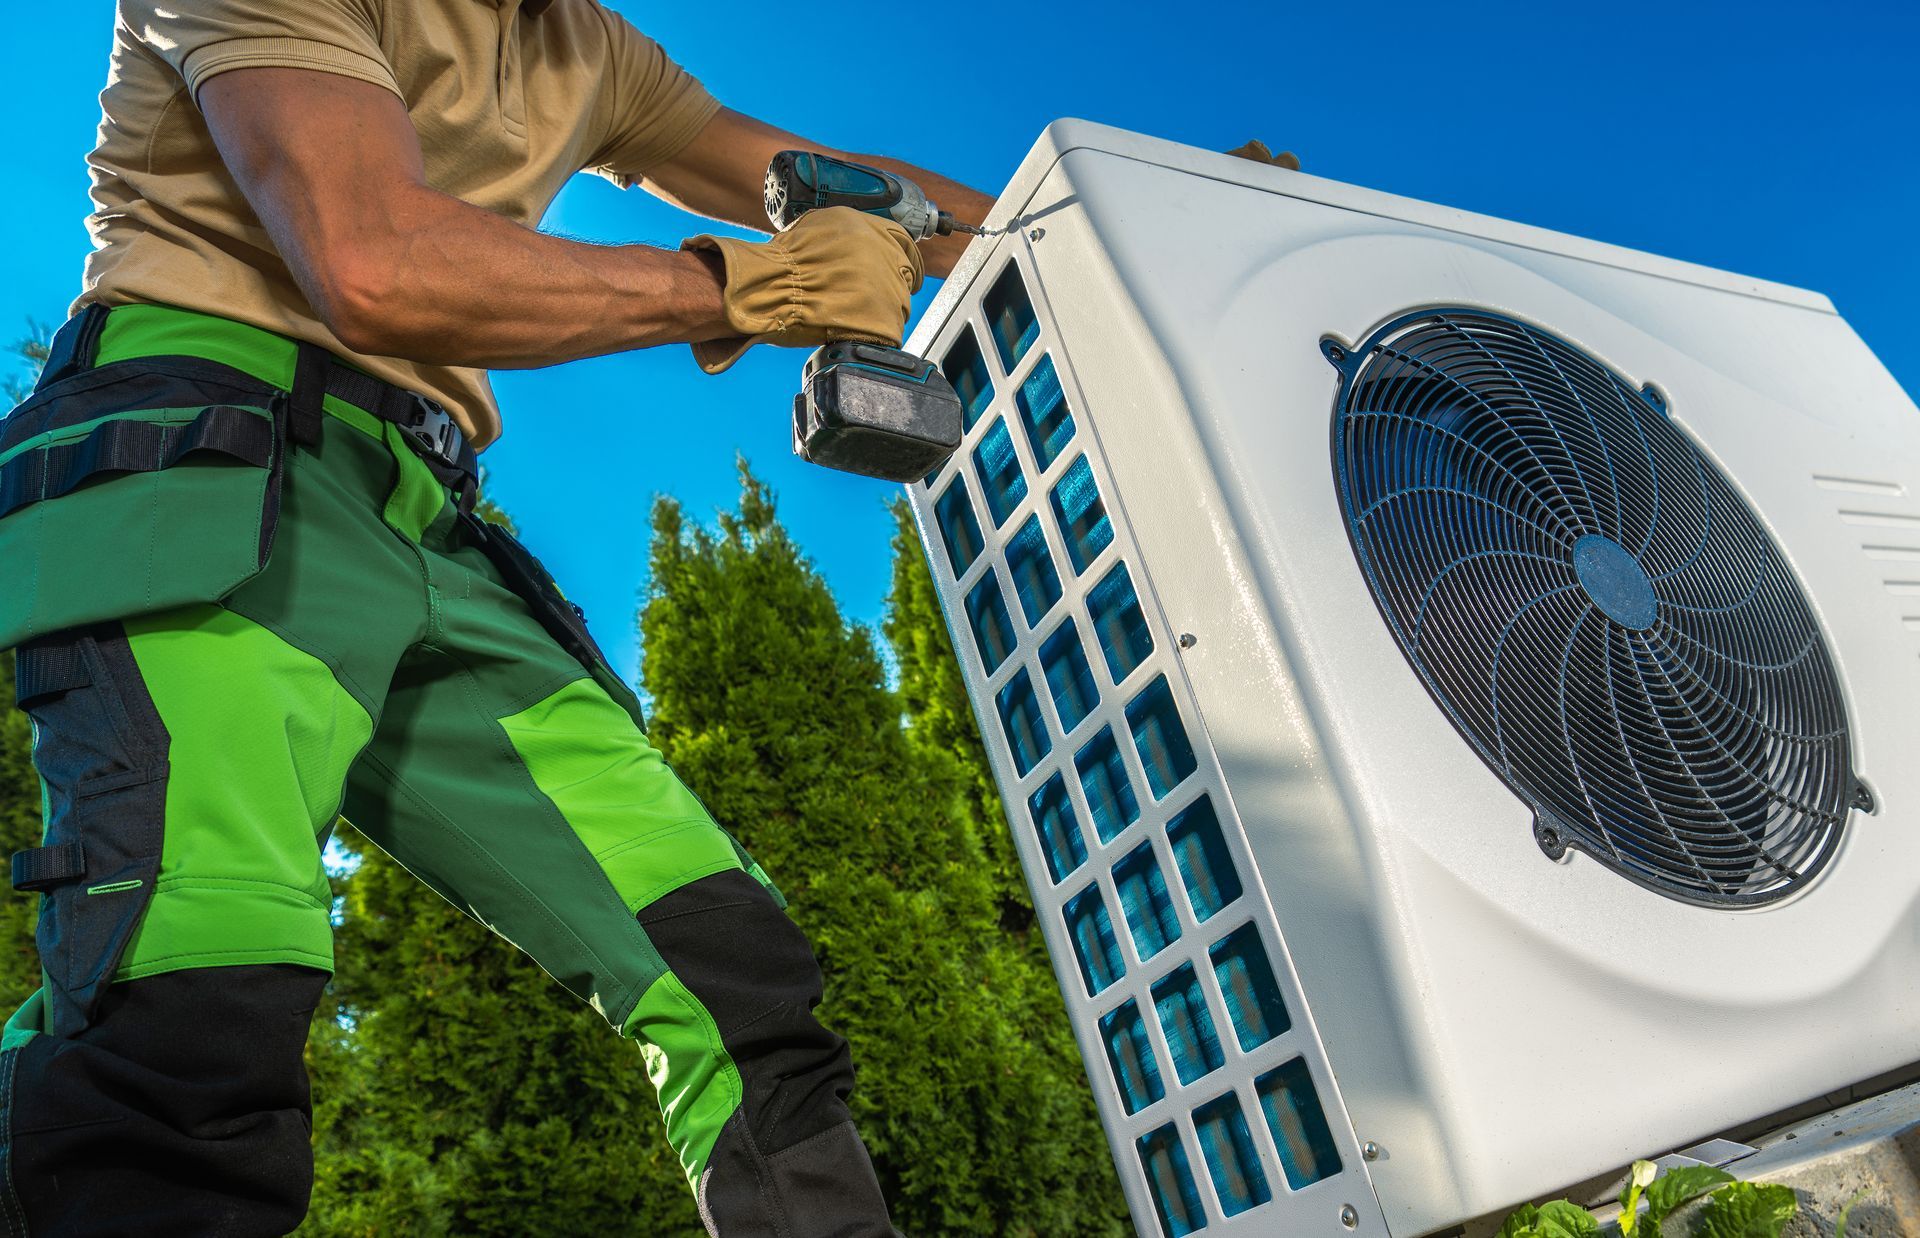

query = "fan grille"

[1329,310,1855,907]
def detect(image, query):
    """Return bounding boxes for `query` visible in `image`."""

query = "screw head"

[1362,1140,1381,1161]
[1178,632,1197,649]
[1340,1203,1360,1229]
[1535,826,1566,859]
[1027,226,1045,241]
[1853,780,1876,813]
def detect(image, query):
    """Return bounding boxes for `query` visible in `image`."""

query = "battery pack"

[791,342,964,483]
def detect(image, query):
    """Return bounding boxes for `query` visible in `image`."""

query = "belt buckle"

[398,393,463,469]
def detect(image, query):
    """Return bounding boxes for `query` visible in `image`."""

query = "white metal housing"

[904,120,1920,1237]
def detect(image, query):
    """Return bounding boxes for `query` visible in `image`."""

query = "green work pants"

[0,305,894,1236]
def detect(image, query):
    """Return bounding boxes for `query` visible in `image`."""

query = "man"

[0,1,991,1233]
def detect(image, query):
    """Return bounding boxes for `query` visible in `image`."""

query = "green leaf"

[1495,1200,1599,1238]
[1498,1203,1545,1238]
[1646,1165,1736,1226]
[1619,1160,1659,1236]
[1536,1200,1600,1237]
[1696,1182,1797,1238]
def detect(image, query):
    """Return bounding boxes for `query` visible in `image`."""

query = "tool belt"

[41,304,480,511]
[288,340,478,511]
[0,305,486,651]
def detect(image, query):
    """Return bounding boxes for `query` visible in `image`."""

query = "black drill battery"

[791,341,964,483]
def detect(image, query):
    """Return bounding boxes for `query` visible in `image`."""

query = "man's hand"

[200,67,735,369]
[644,109,993,280]
[1226,139,1302,170]
[682,208,924,374]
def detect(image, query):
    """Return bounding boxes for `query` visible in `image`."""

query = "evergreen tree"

[303,821,697,1237]
[881,497,1126,1223]
[641,465,1129,1236]
[0,330,52,1012]
[0,653,42,1010]
[884,499,1034,938]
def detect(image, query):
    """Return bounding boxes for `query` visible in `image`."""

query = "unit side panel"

[907,197,1388,1236]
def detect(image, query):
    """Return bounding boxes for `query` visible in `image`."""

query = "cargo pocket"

[461,512,648,731]
[11,627,169,1036]
[0,357,286,652]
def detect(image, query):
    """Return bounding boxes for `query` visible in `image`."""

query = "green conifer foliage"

[641,465,1128,1236]
[883,499,1041,944]
[0,653,44,1010]
[0,332,49,1010]
[303,822,698,1237]
[881,497,1126,1225]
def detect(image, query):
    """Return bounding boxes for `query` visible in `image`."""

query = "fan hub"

[1571,535,1658,631]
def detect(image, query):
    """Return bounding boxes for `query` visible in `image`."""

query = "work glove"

[682,207,925,374]
[1225,139,1301,170]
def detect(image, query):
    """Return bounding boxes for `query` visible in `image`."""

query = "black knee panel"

[4,964,328,1237]
[640,872,896,1237]
[637,869,854,1157]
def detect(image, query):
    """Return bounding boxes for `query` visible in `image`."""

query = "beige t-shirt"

[82,0,721,446]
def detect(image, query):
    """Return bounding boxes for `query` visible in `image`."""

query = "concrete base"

[1447,1079,1920,1237]
[1585,1081,1920,1237]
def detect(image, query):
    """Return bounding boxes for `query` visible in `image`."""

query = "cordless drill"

[766,152,986,483]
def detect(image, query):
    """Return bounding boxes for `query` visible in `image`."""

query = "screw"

[1362,1141,1381,1161]
[1028,226,1045,241]
[1340,1204,1359,1229]
[1178,633,1197,649]
[1853,781,1876,812]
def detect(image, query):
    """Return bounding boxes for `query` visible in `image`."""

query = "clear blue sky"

[7,2,1916,684]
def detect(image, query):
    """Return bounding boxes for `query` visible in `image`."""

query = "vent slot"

[1075,726,1141,843]
[983,263,1041,372]
[943,324,994,429]
[1028,772,1086,882]
[972,418,1028,527]
[1017,354,1077,471]
[1256,1058,1343,1189]
[1139,1125,1207,1238]
[1101,999,1166,1114]
[1195,1092,1272,1217]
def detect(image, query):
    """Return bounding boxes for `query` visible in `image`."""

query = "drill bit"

[939,215,999,238]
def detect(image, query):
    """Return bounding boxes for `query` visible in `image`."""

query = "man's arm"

[200,67,735,369]
[641,109,994,280]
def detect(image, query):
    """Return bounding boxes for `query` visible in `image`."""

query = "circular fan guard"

[1328,310,1857,907]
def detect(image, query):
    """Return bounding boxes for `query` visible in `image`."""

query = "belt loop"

[289,343,327,448]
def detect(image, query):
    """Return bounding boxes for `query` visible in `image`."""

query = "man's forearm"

[323,181,730,370]
[201,67,732,372]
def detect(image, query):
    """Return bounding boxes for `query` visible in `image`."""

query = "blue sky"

[8,2,1916,683]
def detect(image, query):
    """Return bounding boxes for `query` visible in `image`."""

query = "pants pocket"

[11,627,170,1036]
[0,358,286,651]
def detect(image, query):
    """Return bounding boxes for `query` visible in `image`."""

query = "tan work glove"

[682,207,925,374]
[1226,139,1301,170]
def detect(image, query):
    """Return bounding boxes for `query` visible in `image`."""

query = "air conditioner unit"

[904,120,1920,1236]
